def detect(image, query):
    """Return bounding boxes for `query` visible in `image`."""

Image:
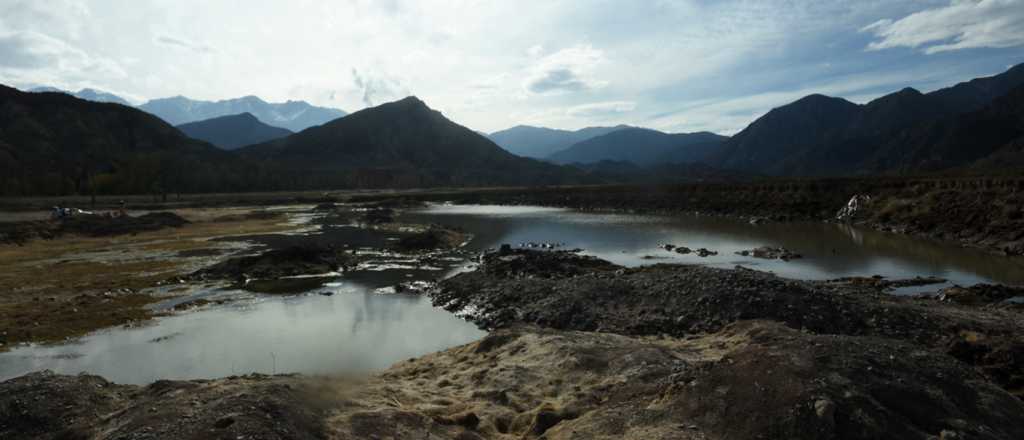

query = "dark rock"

[190,246,355,282]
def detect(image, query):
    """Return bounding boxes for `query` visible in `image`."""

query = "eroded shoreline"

[2,199,1023,439]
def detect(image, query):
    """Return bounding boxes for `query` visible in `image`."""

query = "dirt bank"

[0,371,339,440]
[435,250,1024,398]
[0,212,189,245]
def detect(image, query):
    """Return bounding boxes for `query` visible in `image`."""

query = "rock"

[190,246,356,282]
[836,194,871,222]
[695,248,718,257]
[360,208,394,224]
[675,246,692,255]
[391,227,469,252]
[453,411,480,430]
[938,284,1024,306]
[737,246,802,261]
[813,398,835,422]
[214,416,235,429]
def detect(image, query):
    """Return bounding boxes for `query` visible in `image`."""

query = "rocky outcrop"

[189,246,356,282]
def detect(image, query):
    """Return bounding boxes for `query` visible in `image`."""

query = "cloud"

[523,44,607,94]
[862,0,1024,54]
[155,34,214,53]
[351,68,408,107]
[0,30,125,84]
[567,101,636,117]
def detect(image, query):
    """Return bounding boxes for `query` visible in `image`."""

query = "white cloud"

[0,30,126,89]
[567,101,636,118]
[862,0,1024,54]
[523,44,608,94]
[0,0,1018,134]
[154,34,215,53]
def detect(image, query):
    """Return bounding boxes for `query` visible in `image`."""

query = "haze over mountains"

[176,113,292,150]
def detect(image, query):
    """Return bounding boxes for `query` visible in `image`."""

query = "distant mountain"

[28,86,132,106]
[548,128,728,166]
[177,113,292,150]
[488,124,630,158]
[239,97,591,188]
[139,95,346,132]
[0,85,246,196]
[711,62,1024,175]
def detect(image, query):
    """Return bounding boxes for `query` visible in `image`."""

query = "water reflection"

[406,204,1024,286]
[0,284,485,384]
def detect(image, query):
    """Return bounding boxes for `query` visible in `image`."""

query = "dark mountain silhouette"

[863,83,1024,173]
[547,128,728,166]
[0,85,248,196]
[712,62,1024,175]
[177,113,292,150]
[139,95,346,132]
[488,124,630,158]
[239,97,592,188]
[28,86,132,106]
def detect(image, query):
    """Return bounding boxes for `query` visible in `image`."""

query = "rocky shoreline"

[4,249,1023,439]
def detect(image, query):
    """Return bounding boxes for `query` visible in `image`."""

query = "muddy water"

[0,285,484,384]
[2,204,1022,384]
[402,205,1024,287]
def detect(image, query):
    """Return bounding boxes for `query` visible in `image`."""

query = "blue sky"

[0,0,1022,134]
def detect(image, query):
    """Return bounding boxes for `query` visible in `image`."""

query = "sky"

[0,0,1023,135]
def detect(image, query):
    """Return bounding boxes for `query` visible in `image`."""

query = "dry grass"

[0,207,298,350]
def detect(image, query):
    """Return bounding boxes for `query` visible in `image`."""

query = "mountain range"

[711,63,1024,176]
[239,97,589,188]
[138,95,346,132]
[5,62,1023,196]
[487,125,630,158]
[0,87,594,196]
[547,128,728,166]
[26,86,347,132]
[29,86,133,106]
[0,86,244,196]
[176,113,292,150]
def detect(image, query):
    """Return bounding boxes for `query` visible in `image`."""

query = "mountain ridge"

[176,113,293,150]
[139,95,346,132]
[547,128,728,166]
[238,96,595,188]
[711,62,1024,176]
[488,124,631,158]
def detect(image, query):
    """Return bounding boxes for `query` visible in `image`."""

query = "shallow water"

[2,204,1022,384]
[403,204,1024,288]
[0,284,484,384]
